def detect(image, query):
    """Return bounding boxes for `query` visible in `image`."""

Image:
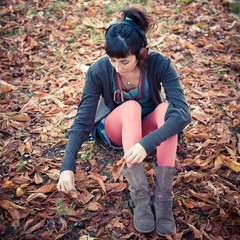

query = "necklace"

[119,74,141,99]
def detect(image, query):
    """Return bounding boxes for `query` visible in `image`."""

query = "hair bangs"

[105,37,130,59]
[105,24,143,59]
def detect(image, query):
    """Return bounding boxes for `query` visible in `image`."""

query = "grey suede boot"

[153,166,176,236]
[121,163,155,233]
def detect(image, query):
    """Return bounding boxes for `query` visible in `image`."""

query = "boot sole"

[156,228,175,236]
[134,225,155,234]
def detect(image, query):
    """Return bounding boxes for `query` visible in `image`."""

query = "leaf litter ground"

[0,0,239,239]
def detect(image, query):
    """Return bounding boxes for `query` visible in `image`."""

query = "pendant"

[127,81,131,85]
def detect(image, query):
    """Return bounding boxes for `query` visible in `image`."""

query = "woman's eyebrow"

[110,57,129,63]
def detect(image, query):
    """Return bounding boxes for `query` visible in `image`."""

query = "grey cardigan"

[61,51,191,172]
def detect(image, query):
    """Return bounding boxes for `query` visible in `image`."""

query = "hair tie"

[125,17,133,21]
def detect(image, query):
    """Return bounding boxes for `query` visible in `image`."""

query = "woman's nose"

[115,63,122,73]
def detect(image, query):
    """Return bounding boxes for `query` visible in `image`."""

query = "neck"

[120,65,140,79]
[119,66,142,89]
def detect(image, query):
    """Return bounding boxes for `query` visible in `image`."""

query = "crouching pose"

[57,7,191,236]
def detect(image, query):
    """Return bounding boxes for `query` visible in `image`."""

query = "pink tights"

[105,100,177,167]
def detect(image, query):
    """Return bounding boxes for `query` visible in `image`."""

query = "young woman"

[57,7,191,236]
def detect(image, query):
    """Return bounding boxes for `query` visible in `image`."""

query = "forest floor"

[0,0,239,239]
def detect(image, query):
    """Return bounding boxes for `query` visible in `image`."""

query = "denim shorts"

[96,117,123,150]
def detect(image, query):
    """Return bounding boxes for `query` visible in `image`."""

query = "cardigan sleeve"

[60,67,102,172]
[139,55,191,154]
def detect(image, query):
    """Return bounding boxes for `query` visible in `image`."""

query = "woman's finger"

[123,149,132,160]
[57,170,75,194]
[126,153,141,164]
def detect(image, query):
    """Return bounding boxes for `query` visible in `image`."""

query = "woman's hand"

[123,143,147,165]
[57,170,76,194]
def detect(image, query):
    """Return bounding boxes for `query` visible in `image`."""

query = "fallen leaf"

[105,218,125,230]
[79,235,96,240]
[29,183,56,193]
[71,189,94,205]
[90,173,106,193]
[187,223,202,239]
[211,155,224,173]
[45,169,59,181]
[185,40,198,50]
[112,158,126,182]
[60,217,68,232]
[26,193,47,204]
[188,189,214,200]
[34,172,43,184]
[10,113,30,122]
[182,171,203,183]
[26,219,46,234]
[87,201,103,211]
[220,154,240,172]
[191,109,212,124]
[182,199,217,210]
[0,200,30,219]
[0,80,15,92]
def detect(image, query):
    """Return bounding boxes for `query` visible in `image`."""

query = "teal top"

[112,68,156,118]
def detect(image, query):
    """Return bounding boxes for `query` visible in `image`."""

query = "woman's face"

[109,55,139,76]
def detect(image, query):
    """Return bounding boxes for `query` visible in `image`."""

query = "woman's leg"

[106,101,155,233]
[105,100,142,167]
[142,102,177,167]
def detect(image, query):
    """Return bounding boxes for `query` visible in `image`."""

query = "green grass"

[229,0,240,13]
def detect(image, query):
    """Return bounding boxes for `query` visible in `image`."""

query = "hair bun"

[121,7,152,33]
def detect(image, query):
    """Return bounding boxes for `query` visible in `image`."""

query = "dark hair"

[104,7,152,59]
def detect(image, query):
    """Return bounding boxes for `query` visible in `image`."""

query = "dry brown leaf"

[29,183,56,193]
[16,187,24,197]
[11,113,30,122]
[26,219,46,234]
[0,200,30,220]
[220,154,240,172]
[112,158,126,182]
[0,80,16,93]
[87,201,103,211]
[71,189,94,205]
[191,109,212,124]
[26,193,47,204]
[105,218,125,230]
[105,182,127,193]
[45,169,59,181]
[210,156,224,173]
[182,199,217,210]
[60,217,68,232]
[187,223,202,239]
[0,180,14,186]
[0,6,14,15]
[34,172,43,185]
[188,189,214,200]
[90,173,106,193]
[1,85,13,93]
[3,140,21,156]
[75,169,87,182]
[182,171,203,183]
[185,40,198,50]
[39,230,54,239]
[18,143,25,156]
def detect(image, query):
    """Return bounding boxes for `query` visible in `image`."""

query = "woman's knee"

[155,102,169,115]
[122,100,141,113]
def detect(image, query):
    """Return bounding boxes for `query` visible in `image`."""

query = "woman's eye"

[109,58,129,65]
